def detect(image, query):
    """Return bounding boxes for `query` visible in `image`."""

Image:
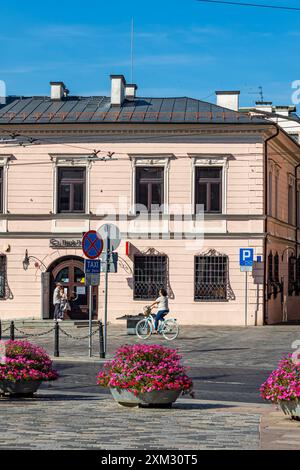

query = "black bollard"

[99,321,105,358]
[0,319,2,341]
[10,321,15,341]
[54,321,59,357]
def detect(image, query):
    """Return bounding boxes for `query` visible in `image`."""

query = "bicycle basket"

[143,305,152,316]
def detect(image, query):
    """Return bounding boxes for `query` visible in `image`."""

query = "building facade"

[0,76,299,325]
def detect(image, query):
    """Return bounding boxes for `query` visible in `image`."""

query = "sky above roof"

[1,0,299,107]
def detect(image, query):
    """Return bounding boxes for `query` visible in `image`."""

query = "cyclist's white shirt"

[156,296,169,310]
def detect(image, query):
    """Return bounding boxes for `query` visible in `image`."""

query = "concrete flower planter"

[279,400,300,420]
[0,380,42,396]
[110,388,181,408]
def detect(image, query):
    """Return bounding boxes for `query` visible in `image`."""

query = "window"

[133,255,167,300]
[195,167,222,213]
[288,183,294,225]
[268,170,273,216]
[0,255,6,299]
[194,253,228,301]
[288,255,296,296]
[268,252,273,283]
[275,173,279,219]
[274,252,279,283]
[57,167,85,213]
[135,167,164,212]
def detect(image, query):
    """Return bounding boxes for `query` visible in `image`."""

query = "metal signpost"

[97,224,121,354]
[239,248,254,327]
[82,232,103,357]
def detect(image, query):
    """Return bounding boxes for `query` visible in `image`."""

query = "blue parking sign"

[240,248,254,267]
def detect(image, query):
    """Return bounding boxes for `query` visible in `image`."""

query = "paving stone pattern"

[0,393,260,450]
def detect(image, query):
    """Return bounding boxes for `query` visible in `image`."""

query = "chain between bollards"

[54,321,59,357]
[99,320,105,358]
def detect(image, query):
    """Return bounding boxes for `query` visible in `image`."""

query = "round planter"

[279,400,300,420]
[110,388,181,408]
[0,380,42,397]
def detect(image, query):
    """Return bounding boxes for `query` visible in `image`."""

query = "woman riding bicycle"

[149,288,169,334]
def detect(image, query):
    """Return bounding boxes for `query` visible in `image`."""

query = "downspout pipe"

[263,126,280,325]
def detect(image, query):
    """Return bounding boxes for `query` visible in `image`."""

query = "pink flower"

[97,344,193,396]
[0,340,59,383]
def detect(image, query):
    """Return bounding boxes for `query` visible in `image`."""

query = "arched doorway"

[42,256,98,320]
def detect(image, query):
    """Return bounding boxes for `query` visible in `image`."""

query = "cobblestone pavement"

[0,322,299,450]
[0,391,261,450]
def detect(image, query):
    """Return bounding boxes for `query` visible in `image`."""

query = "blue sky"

[1,0,300,106]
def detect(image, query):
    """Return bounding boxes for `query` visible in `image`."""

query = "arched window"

[274,252,279,283]
[268,252,273,283]
[288,255,296,296]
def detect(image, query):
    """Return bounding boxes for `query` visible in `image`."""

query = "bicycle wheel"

[136,319,152,339]
[161,319,179,341]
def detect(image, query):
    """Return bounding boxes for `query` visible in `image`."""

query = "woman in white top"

[150,288,169,333]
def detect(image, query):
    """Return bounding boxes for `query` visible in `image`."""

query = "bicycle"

[135,306,179,341]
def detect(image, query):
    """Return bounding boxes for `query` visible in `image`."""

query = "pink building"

[0,76,299,325]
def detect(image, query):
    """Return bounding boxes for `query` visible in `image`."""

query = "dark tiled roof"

[0,96,267,125]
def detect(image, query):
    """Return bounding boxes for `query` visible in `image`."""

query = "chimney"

[215,90,240,111]
[110,75,126,106]
[125,83,138,100]
[255,101,273,113]
[50,81,66,100]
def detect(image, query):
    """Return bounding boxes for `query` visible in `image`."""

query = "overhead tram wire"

[1,116,300,159]
[197,0,300,11]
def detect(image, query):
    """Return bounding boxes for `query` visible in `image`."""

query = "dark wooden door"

[50,258,98,320]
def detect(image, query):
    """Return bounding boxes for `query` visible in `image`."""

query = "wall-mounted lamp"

[22,249,30,270]
[22,249,47,271]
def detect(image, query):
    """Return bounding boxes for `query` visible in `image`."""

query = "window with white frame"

[51,156,91,215]
[190,156,228,215]
[57,167,86,213]
[130,155,170,214]
[195,166,222,213]
[136,166,164,212]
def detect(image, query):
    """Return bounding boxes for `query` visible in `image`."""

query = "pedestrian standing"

[53,282,63,322]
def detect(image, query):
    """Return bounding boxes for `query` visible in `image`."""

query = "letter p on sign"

[240,248,254,267]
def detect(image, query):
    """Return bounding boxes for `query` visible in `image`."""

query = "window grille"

[194,249,233,301]
[133,254,167,300]
[0,255,6,299]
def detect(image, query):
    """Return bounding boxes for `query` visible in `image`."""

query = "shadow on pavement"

[173,402,235,410]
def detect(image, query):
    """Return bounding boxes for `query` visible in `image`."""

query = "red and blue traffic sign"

[82,230,104,259]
